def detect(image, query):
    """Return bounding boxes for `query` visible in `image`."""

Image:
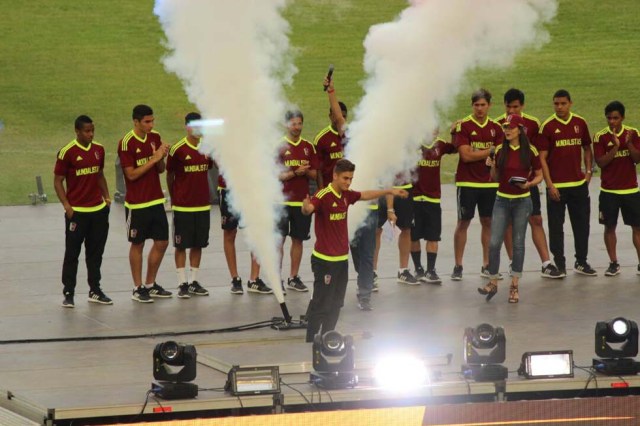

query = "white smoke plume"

[154,0,296,305]
[345,0,557,235]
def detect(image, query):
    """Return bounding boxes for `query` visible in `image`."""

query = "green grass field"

[1,0,639,205]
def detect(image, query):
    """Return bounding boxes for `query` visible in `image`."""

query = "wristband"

[327,89,335,93]
[387,209,395,213]
[104,198,111,203]
[586,170,592,174]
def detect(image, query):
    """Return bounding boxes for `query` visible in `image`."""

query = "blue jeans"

[488,196,532,279]
[350,209,377,301]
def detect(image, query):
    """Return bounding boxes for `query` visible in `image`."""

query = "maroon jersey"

[166,137,213,211]
[497,112,541,181]
[314,125,345,188]
[54,140,106,211]
[593,126,640,193]
[494,144,541,197]
[278,136,319,204]
[454,115,502,187]
[310,185,361,261]
[539,113,591,187]
[118,130,165,209]
[413,138,456,202]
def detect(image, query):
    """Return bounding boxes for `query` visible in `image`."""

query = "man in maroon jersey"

[302,159,408,342]
[496,89,563,279]
[277,110,319,293]
[410,129,457,284]
[593,101,640,276]
[166,112,212,299]
[54,115,112,308]
[451,89,502,281]
[539,90,596,276]
[314,99,347,189]
[118,104,172,303]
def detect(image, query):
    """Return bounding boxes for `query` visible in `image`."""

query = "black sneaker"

[148,283,173,298]
[574,261,597,276]
[424,270,442,285]
[230,277,243,295]
[451,265,463,281]
[480,266,503,280]
[357,297,373,311]
[372,272,379,292]
[188,281,209,296]
[541,263,565,279]
[88,289,113,305]
[247,278,273,294]
[287,275,309,292]
[605,262,621,277]
[177,283,191,299]
[397,269,419,285]
[132,286,153,303]
[415,267,427,283]
[62,294,74,308]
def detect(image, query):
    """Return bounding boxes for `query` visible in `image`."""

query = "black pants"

[546,183,590,269]
[305,255,349,342]
[62,206,110,295]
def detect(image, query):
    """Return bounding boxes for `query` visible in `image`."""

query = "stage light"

[593,317,640,375]
[462,323,508,382]
[374,354,428,390]
[225,366,281,396]
[518,350,574,379]
[152,341,198,399]
[310,330,358,389]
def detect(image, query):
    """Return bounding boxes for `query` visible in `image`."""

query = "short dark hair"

[132,104,154,121]
[334,158,355,174]
[504,88,525,105]
[74,115,93,130]
[605,101,625,117]
[329,101,348,116]
[185,112,202,125]
[285,110,304,123]
[553,89,571,101]
[471,88,492,104]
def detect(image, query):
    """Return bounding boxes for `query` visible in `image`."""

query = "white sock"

[398,268,408,274]
[144,283,154,289]
[190,267,199,283]
[542,260,551,268]
[177,267,187,285]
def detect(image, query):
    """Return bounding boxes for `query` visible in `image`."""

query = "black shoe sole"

[87,298,113,305]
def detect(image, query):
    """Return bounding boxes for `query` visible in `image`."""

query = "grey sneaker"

[62,293,74,308]
[230,277,243,295]
[397,269,419,285]
[148,283,173,298]
[88,289,113,305]
[177,283,191,299]
[132,286,153,303]
[541,263,565,279]
[574,261,597,276]
[188,281,209,296]
[424,270,442,285]
[372,272,379,292]
[605,262,621,277]
[415,267,428,283]
[247,278,273,294]
[357,297,373,311]
[451,265,463,281]
[287,275,309,292]
[480,266,503,280]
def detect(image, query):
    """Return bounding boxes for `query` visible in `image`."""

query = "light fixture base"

[462,364,508,382]
[310,371,358,389]
[592,358,640,376]
[151,381,198,400]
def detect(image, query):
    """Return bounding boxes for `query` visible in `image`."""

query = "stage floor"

[1,178,640,424]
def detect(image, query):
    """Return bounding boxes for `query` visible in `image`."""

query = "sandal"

[509,284,519,304]
[477,282,498,302]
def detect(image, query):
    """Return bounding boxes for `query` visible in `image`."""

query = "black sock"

[411,250,422,270]
[427,252,437,272]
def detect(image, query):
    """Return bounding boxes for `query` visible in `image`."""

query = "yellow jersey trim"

[124,198,166,209]
[313,125,338,145]
[169,138,187,156]
[600,187,640,195]
[367,204,379,210]
[456,182,499,188]
[284,201,303,206]
[312,250,349,262]
[497,191,530,199]
[172,205,211,212]
[554,179,586,189]
[72,201,107,212]
[393,183,413,189]
[413,195,440,203]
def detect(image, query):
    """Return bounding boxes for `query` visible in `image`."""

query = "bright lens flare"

[374,355,428,390]
[613,319,629,336]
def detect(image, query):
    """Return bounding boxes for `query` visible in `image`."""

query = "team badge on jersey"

[574,125,580,134]
[324,274,332,285]
[304,148,309,156]
[490,129,496,137]
[95,151,100,160]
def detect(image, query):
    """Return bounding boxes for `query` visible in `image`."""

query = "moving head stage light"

[152,341,198,399]
[593,317,640,376]
[311,330,358,389]
[462,323,508,382]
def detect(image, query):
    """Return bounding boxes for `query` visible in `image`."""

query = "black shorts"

[599,190,640,227]
[456,186,497,221]
[125,203,169,244]
[411,201,442,242]
[378,195,414,229]
[172,210,210,249]
[219,189,239,231]
[530,184,542,217]
[278,205,311,240]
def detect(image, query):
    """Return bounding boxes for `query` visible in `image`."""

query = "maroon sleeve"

[166,148,176,173]
[537,126,550,151]
[632,129,640,149]
[309,142,320,170]
[118,140,135,168]
[581,120,591,147]
[310,195,322,211]
[531,150,541,170]
[593,134,606,160]
[454,123,470,149]
[347,190,361,205]
[54,152,68,176]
